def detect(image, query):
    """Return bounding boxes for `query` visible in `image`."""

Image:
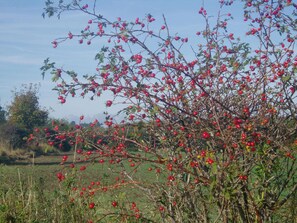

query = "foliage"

[37,0,297,222]
[8,84,48,131]
[0,85,49,153]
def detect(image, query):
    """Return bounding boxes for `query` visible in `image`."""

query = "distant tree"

[8,84,48,131]
[0,123,28,149]
[0,105,6,124]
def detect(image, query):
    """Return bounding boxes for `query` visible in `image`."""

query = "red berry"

[89,202,95,209]
[106,100,113,107]
[206,158,214,165]
[202,131,211,139]
[80,166,86,171]
[159,206,165,212]
[112,201,118,207]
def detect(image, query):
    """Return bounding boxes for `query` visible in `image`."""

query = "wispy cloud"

[0,55,42,65]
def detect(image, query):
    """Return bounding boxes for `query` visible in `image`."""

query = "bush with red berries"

[36,0,297,222]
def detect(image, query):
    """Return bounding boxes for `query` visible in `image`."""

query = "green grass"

[0,152,162,222]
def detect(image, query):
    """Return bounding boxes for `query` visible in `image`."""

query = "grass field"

[0,152,161,223]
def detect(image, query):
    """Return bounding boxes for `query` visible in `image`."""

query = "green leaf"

[41,58,55,79]
[51,74,59,82]
[281,76,291,83]
[224,190,231,200]
[118,192,126,201]
[95,52,105,64]
[211,163,218,174]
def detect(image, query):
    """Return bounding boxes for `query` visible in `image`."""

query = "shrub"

[36,0,297,222]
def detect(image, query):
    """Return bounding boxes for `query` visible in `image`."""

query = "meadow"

[0,152,160,223]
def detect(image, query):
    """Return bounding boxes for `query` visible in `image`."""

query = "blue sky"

[0,0,244,122]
